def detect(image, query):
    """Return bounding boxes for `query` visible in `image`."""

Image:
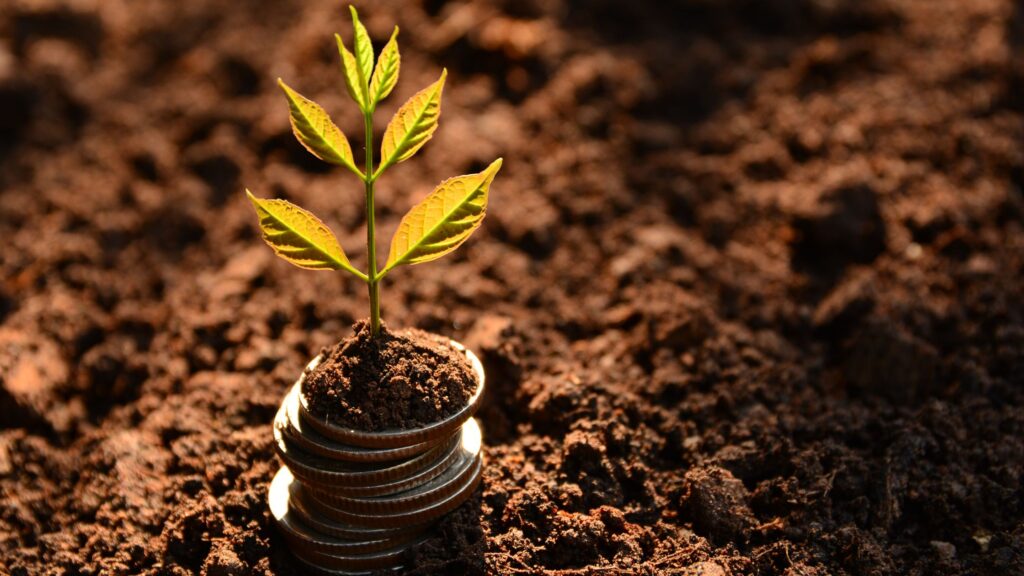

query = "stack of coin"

[268,345,486,575]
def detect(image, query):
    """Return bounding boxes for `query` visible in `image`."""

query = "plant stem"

[364,110,380,337]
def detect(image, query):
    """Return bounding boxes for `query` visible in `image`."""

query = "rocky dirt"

[302,320,476,431]
[1,0,1022,574]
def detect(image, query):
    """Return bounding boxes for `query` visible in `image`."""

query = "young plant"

[246,6,502,338]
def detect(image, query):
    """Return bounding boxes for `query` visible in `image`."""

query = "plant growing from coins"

[247,6,502,338]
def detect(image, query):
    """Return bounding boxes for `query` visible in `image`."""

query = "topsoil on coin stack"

[302,321,476,431]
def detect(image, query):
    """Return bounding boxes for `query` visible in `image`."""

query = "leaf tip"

[349,4,359,21]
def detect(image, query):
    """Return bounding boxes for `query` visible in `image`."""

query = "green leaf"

[383,158,502,272]
[349,6,374,89]
[336,34,368,111]
[377,69,446,174]
[278,79,361,177]
[369,27,400,107]
[246,190,366,279]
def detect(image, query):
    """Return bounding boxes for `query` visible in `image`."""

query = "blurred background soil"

[0,0,1022,574]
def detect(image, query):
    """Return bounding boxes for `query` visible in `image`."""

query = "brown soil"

[1,0,1023,575]
[302,320,476,431]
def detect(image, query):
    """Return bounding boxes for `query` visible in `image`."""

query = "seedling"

[247,6,502,337]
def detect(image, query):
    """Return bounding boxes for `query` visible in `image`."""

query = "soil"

[1,0,1022,575]
[302,320,476,431]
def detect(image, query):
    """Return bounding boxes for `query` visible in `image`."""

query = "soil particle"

[463,314,523,442]
[202,541,248,576]
[559,427,624,509]
[811,269,877,337]
[844,316,941,404]
[632,282,716,354]
[791,182,887,276]
[683,561,730,576]
[540,505,651,569]
[302,320,477,431]
[0,329,72,435]
[831,525,896,575]
[680,466,757,545]
[523,374,595,436]
[161,493,225,571]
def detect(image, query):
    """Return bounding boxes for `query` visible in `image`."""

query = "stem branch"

[364,110,381,337]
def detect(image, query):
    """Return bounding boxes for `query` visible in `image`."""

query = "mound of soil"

[0,0,1022,575]
[302,320,476,431]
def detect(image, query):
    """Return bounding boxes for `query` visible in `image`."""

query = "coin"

[299,454,483,528]
[273,406,459,488]
[304,419,482,516]
[287,482,424,541]
[269,467,422,554]
[270,466,425,574]
[312,431,463,498]
[289,541,420,574]
[296,343,486,449]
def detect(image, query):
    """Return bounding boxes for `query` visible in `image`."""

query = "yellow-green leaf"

[378,69,446,173]
[278,79,360,176]
[383,158,502,271]
[349,6,374,89]
[246,190,364,279]
[336,34,368,111]
[369,27,400,106]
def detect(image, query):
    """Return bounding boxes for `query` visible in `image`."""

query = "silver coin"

[269,467,423,554]
[273,404,459,488]
[270,467,423,573]
[290,553,400,576]
[287,482,426,541]
[289,542,420,574]
[303,419,481,516]
[299,454,483,528]
[310,431,463,498]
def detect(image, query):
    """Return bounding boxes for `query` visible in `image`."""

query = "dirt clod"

[680,466,757,544]
[302,320,476,431]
